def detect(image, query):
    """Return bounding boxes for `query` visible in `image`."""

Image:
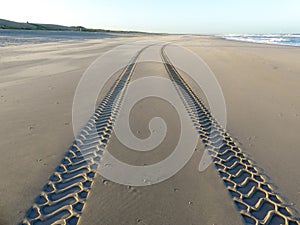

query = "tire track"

[21,45,150,225]
[161,44,300,225]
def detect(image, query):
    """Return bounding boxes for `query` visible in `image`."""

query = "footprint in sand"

[28,124,35,130]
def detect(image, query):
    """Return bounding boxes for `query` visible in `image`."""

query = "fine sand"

[0,35,299,225]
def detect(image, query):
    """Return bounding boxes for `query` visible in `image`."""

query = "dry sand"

[0,35,299,224]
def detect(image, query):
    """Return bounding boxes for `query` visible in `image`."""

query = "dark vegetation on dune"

[0,18,150,34]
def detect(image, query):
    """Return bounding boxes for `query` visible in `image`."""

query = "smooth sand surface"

[0,35,299,224]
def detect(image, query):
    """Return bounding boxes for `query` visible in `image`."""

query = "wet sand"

[180,36,300,213]
[0,35,299,224]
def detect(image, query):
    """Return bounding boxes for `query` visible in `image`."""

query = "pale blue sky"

[1,0,300,34]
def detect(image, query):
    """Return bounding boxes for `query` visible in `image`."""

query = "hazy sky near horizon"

[1,0,300,34]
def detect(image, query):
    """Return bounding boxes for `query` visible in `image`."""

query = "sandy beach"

[0,35,299,225]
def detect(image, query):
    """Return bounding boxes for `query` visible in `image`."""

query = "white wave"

[219,34,300,47]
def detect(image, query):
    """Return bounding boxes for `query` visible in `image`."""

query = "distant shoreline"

[0,29,121,47]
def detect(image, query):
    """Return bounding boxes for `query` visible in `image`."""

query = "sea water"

[220,34,300,47]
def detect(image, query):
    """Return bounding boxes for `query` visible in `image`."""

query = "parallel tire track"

[21,45,149,225]
[161,45,300,225]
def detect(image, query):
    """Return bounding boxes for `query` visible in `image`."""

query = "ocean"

[0,29,117,46]
[220,34,300,47]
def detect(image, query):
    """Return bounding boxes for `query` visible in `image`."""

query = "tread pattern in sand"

[20,46,147,225]
[161,45,300,225]
[21,43,299,225]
